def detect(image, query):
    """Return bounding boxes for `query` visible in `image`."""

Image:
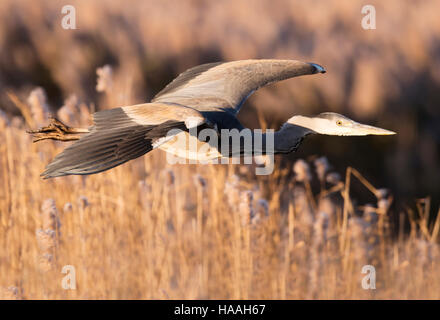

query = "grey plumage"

[41,59,325,178]
[152,59,322,114]
[37,58,393,179]
[42,108,188,178]
[153,62,223,99]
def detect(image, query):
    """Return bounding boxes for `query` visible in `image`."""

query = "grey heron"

[28,59,395,178]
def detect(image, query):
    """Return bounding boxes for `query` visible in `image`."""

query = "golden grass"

[0,91,439,299]
[1,0,440,299]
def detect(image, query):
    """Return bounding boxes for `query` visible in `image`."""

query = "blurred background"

[0,0,439,205]
[2,0,440,300]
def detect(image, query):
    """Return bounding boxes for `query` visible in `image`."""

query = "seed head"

[77,195,89,210]
[193,174,207,189]
[36,229,56,252]
[293,159,311,183]
[41,199,60,230]
[314,156,330,182]
[27,87,49,127]
[376,188,390,199]
[326,172,341,185]
[162,169,175,185]
[96,65,113,93]
[63,202,73,214]
[58,95,79,125]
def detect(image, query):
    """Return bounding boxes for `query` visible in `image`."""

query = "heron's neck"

[226,123,312,156]
[272,123,314,153]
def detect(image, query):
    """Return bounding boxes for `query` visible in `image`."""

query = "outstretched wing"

[42,103,207,178]
[152,59,325,114]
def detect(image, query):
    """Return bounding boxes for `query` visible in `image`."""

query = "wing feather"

[42,103,206,178]
[152,59,325,113]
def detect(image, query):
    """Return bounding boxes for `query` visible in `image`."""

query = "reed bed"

[1,0,439,298]
[0,84,439,299]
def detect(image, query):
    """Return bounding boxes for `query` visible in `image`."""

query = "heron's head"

[287,112,396,136]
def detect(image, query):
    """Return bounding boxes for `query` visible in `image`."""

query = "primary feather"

[42,104,204,178]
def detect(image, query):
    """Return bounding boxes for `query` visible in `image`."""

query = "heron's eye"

[336,120,343,126]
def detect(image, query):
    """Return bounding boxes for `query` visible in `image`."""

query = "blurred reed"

[0,65,439,299]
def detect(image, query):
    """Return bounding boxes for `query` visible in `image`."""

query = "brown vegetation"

[0,0,439,299]
[1,85,439,299]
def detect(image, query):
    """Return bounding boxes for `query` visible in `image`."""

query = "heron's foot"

[27,117,89,142]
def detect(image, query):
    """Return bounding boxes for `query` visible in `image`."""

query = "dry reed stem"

[430,207,440,242]
[6,91,34,128]
[340,167,352,253]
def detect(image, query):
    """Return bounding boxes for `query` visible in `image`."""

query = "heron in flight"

[29,59,395,178]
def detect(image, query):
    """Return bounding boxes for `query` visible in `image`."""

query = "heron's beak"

[351,122,396,136]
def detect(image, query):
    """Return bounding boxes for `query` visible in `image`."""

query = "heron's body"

[34,59,395,178]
